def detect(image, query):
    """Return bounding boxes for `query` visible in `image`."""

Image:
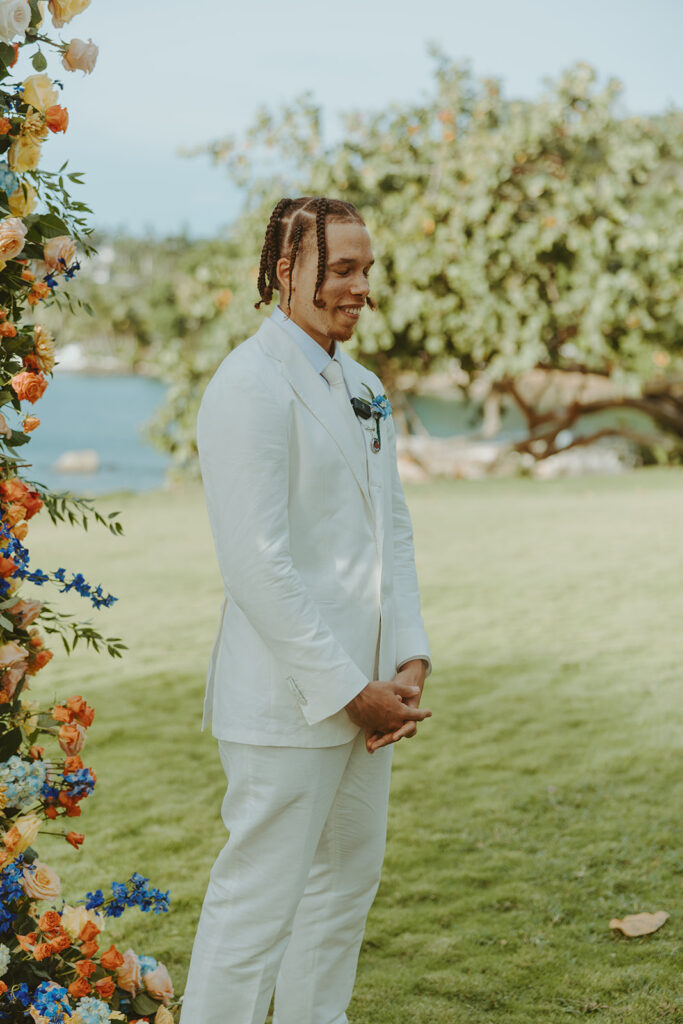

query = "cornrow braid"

[286,221,304,313]
[312,197,329,309]
[255,197,292,309]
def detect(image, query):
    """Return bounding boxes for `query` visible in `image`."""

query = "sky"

[16,0,683,238]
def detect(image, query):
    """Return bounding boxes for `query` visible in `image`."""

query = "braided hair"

[254,196,373,312]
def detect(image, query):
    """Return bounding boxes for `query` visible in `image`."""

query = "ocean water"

[16,373,170,496]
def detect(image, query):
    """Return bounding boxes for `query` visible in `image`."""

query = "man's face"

[277,220,374,352]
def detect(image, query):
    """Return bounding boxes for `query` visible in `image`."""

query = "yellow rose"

[21,697,40,733]
[20,111,49,142]
[22,74,58,113]
[4,812,41,854]
[9,136,42,172]
[33,325,55,373]
[48,0,91,28]
[155,1007,174,1024]
[60,903,104,939]
[8,181,37,217]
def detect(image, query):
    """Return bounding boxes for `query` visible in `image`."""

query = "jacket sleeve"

[386,415,432,675]
[196,363,369,726]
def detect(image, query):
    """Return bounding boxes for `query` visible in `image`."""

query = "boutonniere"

[350,384,393,452]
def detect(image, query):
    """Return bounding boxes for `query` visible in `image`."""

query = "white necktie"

[321,358,357,431]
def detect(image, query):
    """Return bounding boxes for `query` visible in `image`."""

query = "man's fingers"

[397,704,432,722]
[394,682,422,700]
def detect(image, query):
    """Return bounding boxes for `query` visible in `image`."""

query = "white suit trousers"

[180,731,393,1024]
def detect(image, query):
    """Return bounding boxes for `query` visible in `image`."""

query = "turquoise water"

[18,373,170,496]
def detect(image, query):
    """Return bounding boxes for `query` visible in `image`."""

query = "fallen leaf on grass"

[609,911,669,937]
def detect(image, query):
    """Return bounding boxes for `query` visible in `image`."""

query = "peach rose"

[0,321,17,337]
[0,217,27,259]
[155,1008,175,1024]
[43,235,75,272]
[0,555,17,578]
[4,502,26,527]
[22,74,58,113]
[8,136,41,172]
[0,640,27,669]
[33,324,55,372]
[116,949,142,995]
[9,598,42,629]
[60,903,103,940]
[4,812,41,853]
[11,370,48,403]
[58,721,86,755]
[45,104,68,133]
[22,859,61,900]
[3,661,27,698]
[8,181,37,217]
[23,416,40,432]
[0,0,31,44]
[0,412,10,439]
[49,0,90,27]
[144,962,174,1006]
[28,648,52,674]
[20,696,39,732]
[62,36,98,73]
[0,117,10,134]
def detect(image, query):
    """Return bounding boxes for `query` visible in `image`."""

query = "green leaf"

[31,50,47,72]
[131,992,162,1016]
[0,726,22,760]
[0,43,15,67]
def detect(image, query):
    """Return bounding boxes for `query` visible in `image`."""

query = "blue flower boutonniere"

[351,383,393,453]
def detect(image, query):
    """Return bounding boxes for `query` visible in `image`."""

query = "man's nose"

[350,274,370,297]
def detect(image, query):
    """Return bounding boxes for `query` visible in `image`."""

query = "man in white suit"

[181,196,432,1024]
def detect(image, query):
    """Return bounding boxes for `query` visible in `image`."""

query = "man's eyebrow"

[328,257,375,266]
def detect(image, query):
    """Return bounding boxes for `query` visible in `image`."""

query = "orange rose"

[66,696,95,727]
[68,978,91,999]
[94,977,116,1000]
[62,37,98,73]
[0,118,10,134]
[45,105,68,133]
[43,235,75,272]
[33,942,52,961]
[49,930,72,954]
[80,938,98,958]
[116,949,142,995]
[44,805,57,820]
[52,705,73,723]
[11,370,48,403]
[0,981,6,996]
[29,745,44,759]
[38,909,61,932]
[0,556,18,578]
[0,217,27,259]
[27,282,50,304]
[64,755,83,772]
[27,648,53,674]
[74,958,97,978]
[79,920,100,943]
[4,502,26,528]
[99,944,124,970]
[0,322,17,337]
[144,962,174,1006]
[23,416,40,432]
[66,831,84,849]
[12,522,28,541]
[17,931,37,951]
[22,859,61,900]
[58,721,86,755]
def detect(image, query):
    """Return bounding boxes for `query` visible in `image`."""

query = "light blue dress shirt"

[271,305,347,394]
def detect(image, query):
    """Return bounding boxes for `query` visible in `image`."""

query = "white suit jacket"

[197,315,431,747]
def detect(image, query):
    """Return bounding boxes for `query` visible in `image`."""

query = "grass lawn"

[24,468,682,1024]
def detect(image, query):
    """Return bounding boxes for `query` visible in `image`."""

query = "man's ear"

[275,256,291,297]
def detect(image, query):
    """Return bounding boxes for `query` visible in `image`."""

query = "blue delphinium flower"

[0,162,18,196]
[32,981,72,1023]
[370,394,392,419]
[0,857,27,934]
[138,954,157,976]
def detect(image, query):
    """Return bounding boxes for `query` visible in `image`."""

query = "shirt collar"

[271,305,338,376]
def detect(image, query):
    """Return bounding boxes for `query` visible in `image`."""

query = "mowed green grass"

[24,469,682,1024]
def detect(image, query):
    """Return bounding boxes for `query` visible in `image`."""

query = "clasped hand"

[345,659,431,754]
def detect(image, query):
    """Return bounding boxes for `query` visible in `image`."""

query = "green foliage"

[158,55,683,468]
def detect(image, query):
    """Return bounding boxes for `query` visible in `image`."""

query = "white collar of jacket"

[256,316,374,512]
[270,305,338,380]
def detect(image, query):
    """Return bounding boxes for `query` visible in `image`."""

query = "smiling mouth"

[339,306,362,320]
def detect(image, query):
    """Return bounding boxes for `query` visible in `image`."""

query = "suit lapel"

[257,318,372,510]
